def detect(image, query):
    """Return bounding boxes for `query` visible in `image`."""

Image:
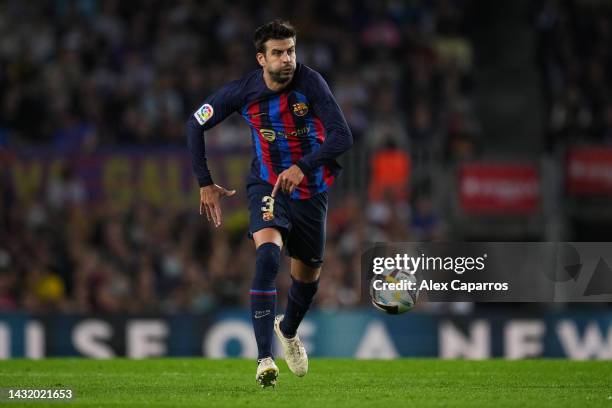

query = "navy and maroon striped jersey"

[186,63,353,200]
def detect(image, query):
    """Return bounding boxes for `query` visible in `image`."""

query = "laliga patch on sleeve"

[194,103,214,125]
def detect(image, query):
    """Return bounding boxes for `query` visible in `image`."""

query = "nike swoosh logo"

[251,112,268,117]
[254,311,271,319]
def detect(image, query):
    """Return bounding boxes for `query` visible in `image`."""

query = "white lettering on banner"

[127,320,168,358]
[0,323,9,358]
[72,319,115,358]
[569,161,612,186]
[504,320,545,359]
[204,320,257,358]
[557,321,612,360]
[462,177,539,202]
[298,321,315,354]
[440,320,490,359]
[26,321,44,359]
[355,321,398,359]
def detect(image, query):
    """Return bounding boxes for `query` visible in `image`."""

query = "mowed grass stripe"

[1,359,610,407]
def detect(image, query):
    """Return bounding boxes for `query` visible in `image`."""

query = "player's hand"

[199,184,236,228]
[272,165,304,197]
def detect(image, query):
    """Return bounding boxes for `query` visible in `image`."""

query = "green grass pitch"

[1,359,611,407]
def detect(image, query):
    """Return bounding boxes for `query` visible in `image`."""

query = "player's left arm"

[274,71,353,196]
[296,71,353,175]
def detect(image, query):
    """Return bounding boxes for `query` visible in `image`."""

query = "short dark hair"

[253,20,297,54]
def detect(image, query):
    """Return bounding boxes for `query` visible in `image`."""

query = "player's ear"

[256,52,266,67]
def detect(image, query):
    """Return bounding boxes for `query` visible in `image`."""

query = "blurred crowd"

[0,0,476,154]
[1,0,472,312]
[536,0,612,149]
[0,185,442,313]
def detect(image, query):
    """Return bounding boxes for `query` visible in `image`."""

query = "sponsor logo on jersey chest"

[259,129,276,142]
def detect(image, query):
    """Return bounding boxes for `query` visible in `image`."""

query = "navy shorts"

[247,180,328,268]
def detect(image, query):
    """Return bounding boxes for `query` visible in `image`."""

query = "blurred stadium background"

[1,0,612,360]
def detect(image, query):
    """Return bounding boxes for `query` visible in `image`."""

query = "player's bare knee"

[253,228,283,249]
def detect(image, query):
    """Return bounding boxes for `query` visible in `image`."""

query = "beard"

[268,65,295,84]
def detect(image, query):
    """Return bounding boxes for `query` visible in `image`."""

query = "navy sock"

[280,276,319,338]
[250,242,281,360]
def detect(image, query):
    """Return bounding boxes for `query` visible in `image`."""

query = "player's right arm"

[186,79,243,227]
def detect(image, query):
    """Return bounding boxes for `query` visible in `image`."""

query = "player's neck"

[262,70,289,92]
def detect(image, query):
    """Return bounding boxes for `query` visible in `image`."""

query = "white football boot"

[256,357,279,388]
[274,315,308,377]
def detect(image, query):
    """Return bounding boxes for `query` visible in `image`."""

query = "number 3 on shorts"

[261,196,275,221]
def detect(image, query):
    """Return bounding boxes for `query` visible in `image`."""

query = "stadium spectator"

[368,139,412,202]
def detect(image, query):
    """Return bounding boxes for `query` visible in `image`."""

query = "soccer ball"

[370,268,419,314]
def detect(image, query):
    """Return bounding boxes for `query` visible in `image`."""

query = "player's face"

[258,38,296,84]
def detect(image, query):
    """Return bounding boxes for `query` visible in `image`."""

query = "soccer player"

[186,20,352,387]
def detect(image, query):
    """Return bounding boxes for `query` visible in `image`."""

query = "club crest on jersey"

[194,104,214,125]
[259,128,276,142]
[292,102,308,117]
